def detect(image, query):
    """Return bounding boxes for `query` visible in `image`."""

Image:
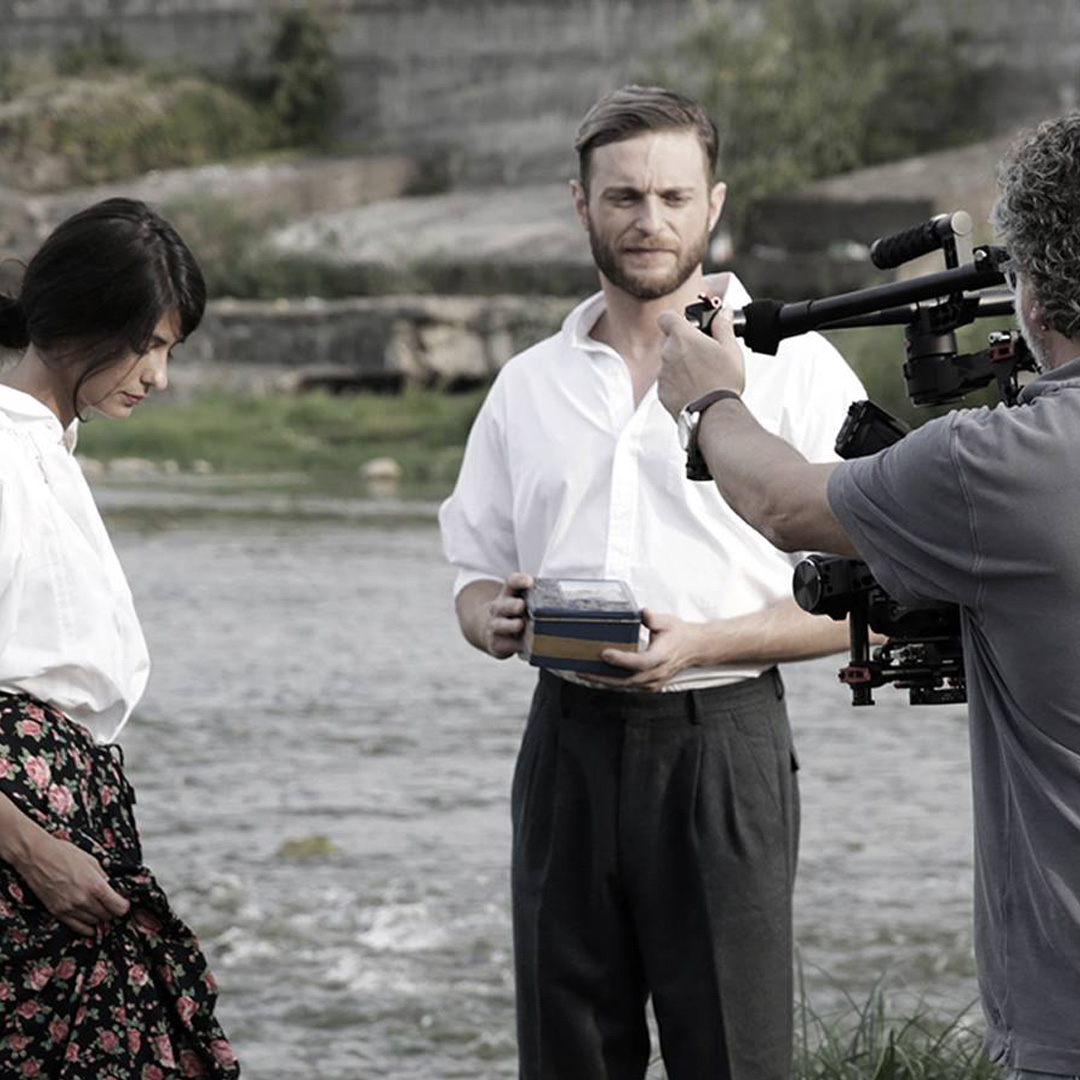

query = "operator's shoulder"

[947,398,1058,453]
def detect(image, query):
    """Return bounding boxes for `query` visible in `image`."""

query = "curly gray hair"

[993,112,1080,339]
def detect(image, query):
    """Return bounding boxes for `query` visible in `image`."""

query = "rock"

[192,459,214,475]
[188,294,574,392]
[413,321,489,385]
[107,457,158,477]
[269,183,589,269]
[361,457,403,481]
[275,834,340,860]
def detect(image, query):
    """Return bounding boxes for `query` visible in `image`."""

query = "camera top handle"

[869,210,973,270]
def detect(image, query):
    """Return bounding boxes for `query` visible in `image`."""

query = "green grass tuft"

[645,974,1000,1080]
[794,978,999,1080]
[75,388,487,488]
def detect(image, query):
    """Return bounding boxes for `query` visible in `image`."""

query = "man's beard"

[587,222,710,301]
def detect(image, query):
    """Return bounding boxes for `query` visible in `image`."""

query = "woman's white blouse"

[0,387,149,743]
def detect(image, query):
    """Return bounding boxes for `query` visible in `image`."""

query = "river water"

[103,497,980,1080]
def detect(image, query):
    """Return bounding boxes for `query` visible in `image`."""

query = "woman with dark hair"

[0,198,240,1078]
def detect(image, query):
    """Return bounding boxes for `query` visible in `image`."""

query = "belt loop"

[772,667,785,701]
[688,690,701,725]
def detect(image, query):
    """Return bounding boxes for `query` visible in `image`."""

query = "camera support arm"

[734,247,1008,355]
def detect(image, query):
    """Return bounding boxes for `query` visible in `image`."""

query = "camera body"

[792,553,965,705]
[685,213,1038,705]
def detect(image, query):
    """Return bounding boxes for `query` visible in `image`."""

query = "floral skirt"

[0,692,240,1079]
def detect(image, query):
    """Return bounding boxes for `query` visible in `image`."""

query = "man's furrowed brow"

[602,184,697,197]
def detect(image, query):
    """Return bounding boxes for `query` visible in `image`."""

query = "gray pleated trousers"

[511,668,799,1080]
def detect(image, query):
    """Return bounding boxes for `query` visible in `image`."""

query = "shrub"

[0,8,342,192]
[265,9,341,148]
[232,7,342,149]
[55,29,138,77]
[0,74,277,190]
[665,0,995,237]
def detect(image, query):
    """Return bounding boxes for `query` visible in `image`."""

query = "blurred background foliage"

[77,387,486,489]
[664,0,994,240]
[1,0,1015,462]
[661,0,1006,429]
[0,9,340,191]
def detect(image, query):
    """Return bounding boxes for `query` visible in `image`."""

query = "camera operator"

[652,113,1080,1078]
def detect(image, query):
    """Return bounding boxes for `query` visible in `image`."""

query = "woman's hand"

[14,831,130,936]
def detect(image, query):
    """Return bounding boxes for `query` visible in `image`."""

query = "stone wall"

[0,293,574,393]
[171,294,575,395]
[0,153,420,259]
[3,0,1076,186]
[0,0,691,184]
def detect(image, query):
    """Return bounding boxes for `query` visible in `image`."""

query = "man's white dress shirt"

[0,386,149,742]
[439,273,867,689]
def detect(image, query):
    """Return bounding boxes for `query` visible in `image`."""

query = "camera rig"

[686,211,1039,705]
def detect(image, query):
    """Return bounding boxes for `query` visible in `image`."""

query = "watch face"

[677,408,696,451]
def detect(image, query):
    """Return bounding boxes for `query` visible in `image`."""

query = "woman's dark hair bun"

[0,293,29,351]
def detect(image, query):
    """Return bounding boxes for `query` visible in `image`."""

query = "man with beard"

[439,85,865,1080]
[653,112,1080,1080]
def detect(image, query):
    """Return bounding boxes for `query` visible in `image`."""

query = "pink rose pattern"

[0,694,240,1078]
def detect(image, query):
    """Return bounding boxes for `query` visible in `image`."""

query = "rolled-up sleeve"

[438,380,519,597]
[827,411,980,610]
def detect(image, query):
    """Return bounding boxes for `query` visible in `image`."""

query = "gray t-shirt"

[828,357,1080,1073]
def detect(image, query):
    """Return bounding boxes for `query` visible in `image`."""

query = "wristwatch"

[677,388,742,481]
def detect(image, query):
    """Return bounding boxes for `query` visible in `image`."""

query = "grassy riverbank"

[645,981,1000,1080]
[791,985,999,1080]
[74,316,1016,493]
[673,983,999,1080]
[75,387,486,491]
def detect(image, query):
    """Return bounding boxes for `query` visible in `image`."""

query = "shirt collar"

[1018,355,1080,404]
[561,271,752,353]
[0,385,79,453]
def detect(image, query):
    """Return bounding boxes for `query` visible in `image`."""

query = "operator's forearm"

[455,579,502,652]
[697,400,858,557]
[692,595,850,667]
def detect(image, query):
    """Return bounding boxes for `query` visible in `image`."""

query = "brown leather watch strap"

[687,388,742,417]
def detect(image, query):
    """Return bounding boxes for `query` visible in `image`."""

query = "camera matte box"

[523,578,642,678]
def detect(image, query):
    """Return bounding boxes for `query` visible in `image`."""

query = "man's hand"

[593,609,702,691]
[16,833,130,937]
[456,572,535,659]
[656,306,745,419]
